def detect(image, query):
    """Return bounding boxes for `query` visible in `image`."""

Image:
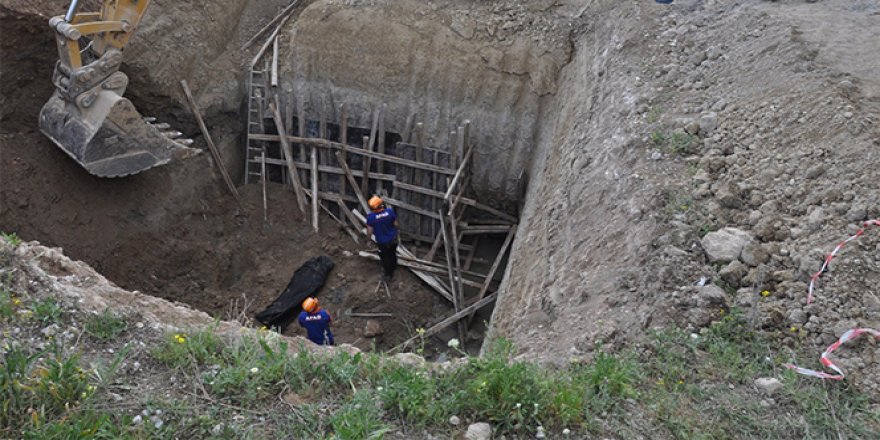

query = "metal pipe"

[65,0,80,22]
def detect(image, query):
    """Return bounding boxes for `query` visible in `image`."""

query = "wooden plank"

[391,181,517,223]
[266,97,307,212]
[319,98,328,191]
[338,103,347,198]
[402,113,414,144]
[377,103,387,174]
[384,196,441,220]
[447,209,467,344]
[440,210,467,347]
[468,226,516,326]
[362,105,380,195]
[242,0,300,50]
[444,146,473,200]
[464,235,479,271]
[248,134,457,175]
[311,136,319,232]
[392,292,497,352]
[270,36,279,87]
[461,227,514,235]
[360,135,372,197]
[248,20,284,68]
[179,80,241,201]
[296,94,307,167]
[395,142,450,156]
[357,252,482,290]
[335,151,369,212]
[255,157,397,181]
[318,200,358,244]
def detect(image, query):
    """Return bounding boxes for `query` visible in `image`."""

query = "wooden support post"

[467,226,516,326]
[414,122,424,238]
[357,252,484,289]
[270,36,279,87]
[361,135,372,197]
[296,94,307,165]
[319,98,328,192]
[335,151,369,212]
[445,143,473,200]
[402,113,415,144]
[440,210,467,348]
[376,103,387,175]
[464,235,479,271]
[391,292,497,353]
[179,80,240,201]
[267,97,307,213]
[311,137,319,232]
[338,103,347,196]
[448,209,467,323]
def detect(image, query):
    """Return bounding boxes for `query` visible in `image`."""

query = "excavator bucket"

[39,87,197,178]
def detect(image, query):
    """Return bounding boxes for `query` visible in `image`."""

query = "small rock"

[755,377,783,396]
[740,242,770,267]
[698,284,728,307]
[394,352,426,368]
[719,261,748,287]
[788,309,808,324]
[465,422,493,440]
[701,227,753,262]
[132,415,143,425]
[700,112,719,135]
[449,415,461,426]
[363,320,383,338]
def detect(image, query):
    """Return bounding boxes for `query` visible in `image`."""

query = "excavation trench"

[0,3,519,356]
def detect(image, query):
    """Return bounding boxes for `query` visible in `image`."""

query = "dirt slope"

[490,0,880,394]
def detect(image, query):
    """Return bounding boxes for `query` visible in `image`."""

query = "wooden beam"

[179,80,241,201]
[248,134,457,175]
[377,103,387,174]
[464,235,479,271]
[384,196,441,220]
[296,94,307,167]
[335,151,369,212]
[255,157,397,181]
[361,135,372,197]
[440,210,467,347]
[242,0,300,50]
[468,226,516,326]
[311,135,319,232]
[447,209,467,345]
[319,98,328,192]
[267,98,307,212]
[317,200,358,244]
[391,292,497,352]
[358,252,483,289]
[444,146,473,200]
[402,113,415,144]
[270,36,279,87]
[391,181,517,223]
[338,103,347,198]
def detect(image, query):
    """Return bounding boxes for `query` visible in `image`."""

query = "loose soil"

[0,5,464,354]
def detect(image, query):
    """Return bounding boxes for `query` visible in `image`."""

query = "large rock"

[465,423,493,440]
[719,260,748,287]
[740,242,770,267]
[755,377,783,396]
[701,228,753,263]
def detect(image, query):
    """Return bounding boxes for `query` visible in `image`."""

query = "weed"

[647,106,664,123]
[152,327,224,369]
[329,390,392,440]
[84,309,128,341]
[668,132,698,154]
[0,232,21,247]
[650,131,667,146]
[0,288,18,320]
[32,298,63,324]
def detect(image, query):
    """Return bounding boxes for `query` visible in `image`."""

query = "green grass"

[32,297,63,324]
[0,232,21,247]
[652,130,699,155]
[84,309,128,341]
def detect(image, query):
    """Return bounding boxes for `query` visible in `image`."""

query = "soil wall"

[279,0,575,210]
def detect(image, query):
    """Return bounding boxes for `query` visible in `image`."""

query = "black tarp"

[255,256,335,332]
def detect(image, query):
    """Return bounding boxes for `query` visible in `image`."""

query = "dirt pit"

[0,5,482,356]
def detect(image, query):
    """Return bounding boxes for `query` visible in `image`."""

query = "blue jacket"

[367,207,398,244]
[297,309,334,345]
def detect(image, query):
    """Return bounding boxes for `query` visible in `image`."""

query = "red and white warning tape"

[785,328,880,380]
[807,219,880,304]
[787,219,880,380]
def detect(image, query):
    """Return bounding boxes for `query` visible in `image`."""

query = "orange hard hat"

[302,297,319,313]
[368,196,383,210]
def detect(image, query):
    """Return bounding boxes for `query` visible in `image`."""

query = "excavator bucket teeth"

[39,91,198,178]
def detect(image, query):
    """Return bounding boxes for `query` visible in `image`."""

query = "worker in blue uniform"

[297,297,334,345]
[366,196,400,281]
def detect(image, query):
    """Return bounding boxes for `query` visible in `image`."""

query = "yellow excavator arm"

[40,0,197,177]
